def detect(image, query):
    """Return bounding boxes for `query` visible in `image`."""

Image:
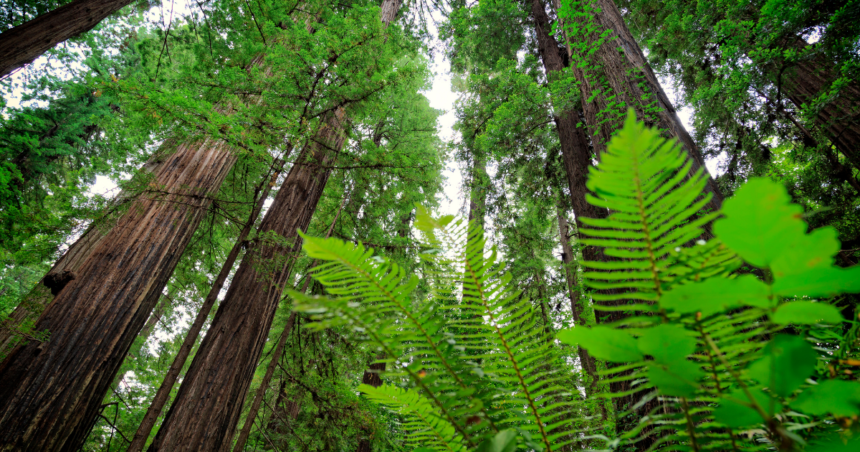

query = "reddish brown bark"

[127,158,288,452]
[775,41,860,170]
[233,194,347,452]
[147,110,346,452]
[0,157,165,359]
[0,136,237,452]
[0,0,136,78]
[532,0,669,445]
[551,0,723,211]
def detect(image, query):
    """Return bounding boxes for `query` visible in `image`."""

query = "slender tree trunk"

[355,354,386,452]
[0,156,165,358]
[126,157,289,452]
[232,194,348,452]
[0,134,236,452]
[231,312,297,452]
[555,210,599,395]
[0,0,136,78]
[147,110,347,452]
[467,156,488,229]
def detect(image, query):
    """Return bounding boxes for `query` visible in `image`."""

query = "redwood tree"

[0,0,137,78]
[0,137,237,452]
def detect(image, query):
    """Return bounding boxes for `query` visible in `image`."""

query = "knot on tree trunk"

[43,270,77,295]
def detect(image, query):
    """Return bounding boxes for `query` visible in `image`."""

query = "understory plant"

[296,111,860,451]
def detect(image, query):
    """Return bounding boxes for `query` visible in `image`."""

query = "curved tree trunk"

[0,136,237,452]
[0,0,136,78]
[147,110,346,452]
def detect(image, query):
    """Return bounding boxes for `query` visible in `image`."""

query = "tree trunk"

[467,156,488,230]
[555,210,599,396]
[532,0,665,446]
[231,312,297,452]
[557,0,723,211]
[147,110,347,452]
[774,38,860,169]
[0,136,237,452]
[127,158,288,452]
[232,194,347,452]
[0,156,165,359]
[356,354,386,452]
[0,0,136,78]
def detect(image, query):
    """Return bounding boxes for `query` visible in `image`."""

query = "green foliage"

[292,206,585,452]
[558,111,860,450]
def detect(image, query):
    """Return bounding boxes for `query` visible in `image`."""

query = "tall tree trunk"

[467,156,488,229]
[532,0,667,446]
[147,110,347,452]
[355,354,386,452]
[231,312,297,452]
[232,194,347,452]
[0,0,136,78]
[126,157,288,452]
[0,135,236,452]
[556,0,723,211]
[772,38,860,169]
[555,209,599,396]
[0,156,165,358]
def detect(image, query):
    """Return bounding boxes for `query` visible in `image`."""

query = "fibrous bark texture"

[777,40,860,169]
[0,157,164,359]
[0,136,236,452]
[561,0,723,211]
[127,159,287,452]
[148,110,346,452]
[0,0,135,78]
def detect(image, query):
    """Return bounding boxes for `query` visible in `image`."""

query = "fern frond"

[359,384,468,452]
[579,110,728,308]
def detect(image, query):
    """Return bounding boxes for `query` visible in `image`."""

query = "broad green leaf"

[476,429,518,452]
[747,335,817,397]
[771,302,843,325]
[792,380,860,416]
[660,274,771,316]
[770,226,839,278]
[773,266,860,298]
[713,178,805,268]
[807,432,860,451]
[557,326,643,362]
[647,360,704,398]
[637,324,696,365]
[713,388,781,428]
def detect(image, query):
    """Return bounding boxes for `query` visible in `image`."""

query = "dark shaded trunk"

[356,354,386,452]
[0,136,237,452]
[0,156,165,359]
[233,194,347,452]
[467,156,488,230]
[774,39,860,170]
[555,210,600,400]
[532,0,666,446]
[231,312,297,452]
[127,158,288,452]
[147,110,346,452]
[0,0,136,78]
